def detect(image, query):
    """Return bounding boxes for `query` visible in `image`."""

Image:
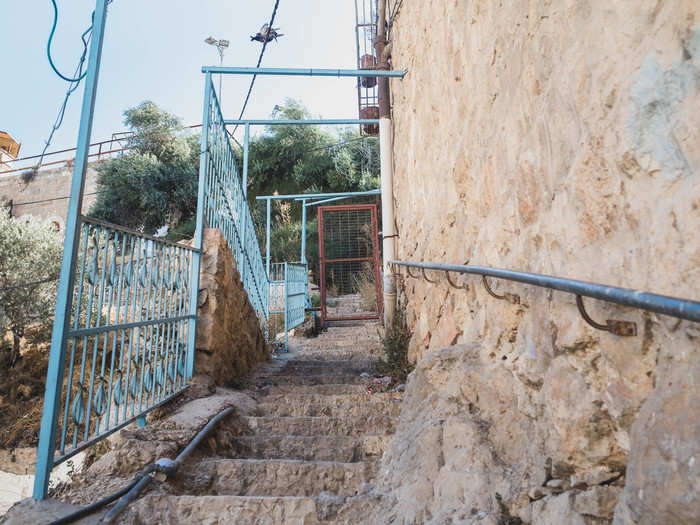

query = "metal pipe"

[376,0,396,327]
[101,407,234,524]
[257,189,381,201]
[304,196,349,207]
[266,198,271,277]
[33,0,109,500]
[201,66,407,78]
[224,119,379,126]
[391,261,700,323]
[301,199,307,264]
[242,123,250,197]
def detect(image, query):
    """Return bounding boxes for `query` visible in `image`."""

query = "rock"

[528,487,549,501]
[532,493,587,525]
[574,486,621,519]
[195,229,268,384]
[387,2,700,523]
[613,354,700,524]
[545,478,566,490]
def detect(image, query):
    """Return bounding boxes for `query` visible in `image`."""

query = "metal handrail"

[391,260,700,323]
[0,124,202,176]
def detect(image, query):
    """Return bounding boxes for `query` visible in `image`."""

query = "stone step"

[242,415,397,436]
[263,383,368,395]
[253,374,368,386]
[256,397,402,419]
[125,495,323,525]
[275,360,377,375]
[256,392,401,405]
[228,435,390,462]
[179,458,375,497]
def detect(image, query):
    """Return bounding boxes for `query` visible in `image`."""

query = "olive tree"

[0,214,62,366]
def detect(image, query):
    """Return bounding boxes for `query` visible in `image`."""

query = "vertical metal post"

[301,199,307,264]
[33,0,109,500]
[186,72,212,378]
[266,198,271,276]
[242,123,250,197]
[375,0,396,327]
[283,263,289,351]
[301,199,309,308]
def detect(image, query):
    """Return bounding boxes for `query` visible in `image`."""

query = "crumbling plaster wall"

[381,1,700,523]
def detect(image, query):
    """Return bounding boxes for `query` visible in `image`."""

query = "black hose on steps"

[47,406,234,525]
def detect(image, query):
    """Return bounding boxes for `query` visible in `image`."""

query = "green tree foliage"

[91,99,377,270]
[0,215,62,366]
[245,99,380,274]
[90,101,199,235]
[245,99,379,199]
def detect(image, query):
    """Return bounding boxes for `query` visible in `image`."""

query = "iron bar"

[258,190,381,201]
[392,261,700,323]
[224,119,380,126]
[201,66,407,78]
[66,315,196,338]
[34,0,109,500]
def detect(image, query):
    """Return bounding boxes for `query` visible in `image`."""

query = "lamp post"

[204,36,229,102]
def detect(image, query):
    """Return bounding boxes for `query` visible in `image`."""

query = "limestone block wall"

[0,163,99,227]
[379,1,700,523]
[195,228,268,385]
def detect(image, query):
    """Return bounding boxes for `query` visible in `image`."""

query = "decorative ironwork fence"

[35,217,198,482]
[200,74,269,327]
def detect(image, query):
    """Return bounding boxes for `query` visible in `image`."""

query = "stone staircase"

[121,327,399,524]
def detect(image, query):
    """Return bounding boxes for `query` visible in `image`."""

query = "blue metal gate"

[269,262,307,352]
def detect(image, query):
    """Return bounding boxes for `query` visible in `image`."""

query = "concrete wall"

[377,1,700,523]
[0,163,100,228]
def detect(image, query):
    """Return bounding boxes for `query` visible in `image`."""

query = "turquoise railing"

[34,217,198,486]
[200,73,269,328]
[269,262,307,351]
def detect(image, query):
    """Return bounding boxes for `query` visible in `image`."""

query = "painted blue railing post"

[33,0,109,500]
[242,123,250,197]
[301,199,307,264]
[301,200,310,308]
[266,198,271,277]
[284,263,289,351]
[187,73,212,378]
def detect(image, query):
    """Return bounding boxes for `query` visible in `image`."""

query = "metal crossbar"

[200,73,269,328]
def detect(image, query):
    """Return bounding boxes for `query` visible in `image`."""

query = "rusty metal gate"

[318,204,382,325]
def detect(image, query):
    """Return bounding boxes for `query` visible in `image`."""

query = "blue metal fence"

[269,262,307,351]
[285,263,307,335]
[200,73,269,328]
[35,218,198,484]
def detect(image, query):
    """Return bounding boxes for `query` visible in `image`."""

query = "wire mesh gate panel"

[318,204,382,325]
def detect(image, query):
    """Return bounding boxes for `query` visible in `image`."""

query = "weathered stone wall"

[380,1,700,523]
[0,163,99,227]
[195,228,268,385]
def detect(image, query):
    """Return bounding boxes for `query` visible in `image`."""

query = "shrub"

[377,286,413,383]
[0,214,62,366]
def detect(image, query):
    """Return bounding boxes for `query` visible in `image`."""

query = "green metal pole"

[34,0,109,500]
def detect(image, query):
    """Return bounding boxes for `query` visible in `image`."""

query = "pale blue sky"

[1,1,360,157]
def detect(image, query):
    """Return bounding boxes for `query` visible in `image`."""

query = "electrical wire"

[38,0,114,167]
[230,0,282,137]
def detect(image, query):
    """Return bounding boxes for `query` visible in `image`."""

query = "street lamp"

[204,36,229,102]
